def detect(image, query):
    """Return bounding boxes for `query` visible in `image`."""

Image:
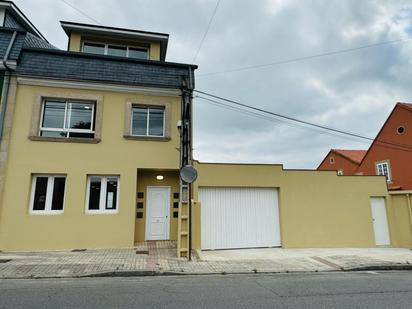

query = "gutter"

[0,30,17,140]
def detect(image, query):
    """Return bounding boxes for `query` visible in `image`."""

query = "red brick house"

[318,103,412,190]
[318,149,366,176]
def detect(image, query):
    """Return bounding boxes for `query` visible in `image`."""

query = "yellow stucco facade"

[190,162,410,250]
[1,81,410,253]
[0,82,181,251]
[387,192,412,248]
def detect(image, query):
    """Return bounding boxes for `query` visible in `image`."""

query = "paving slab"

[0,243,411,278]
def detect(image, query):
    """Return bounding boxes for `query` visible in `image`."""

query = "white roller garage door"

[199,187,281,250]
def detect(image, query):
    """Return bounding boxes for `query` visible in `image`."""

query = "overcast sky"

[14,0,412,168]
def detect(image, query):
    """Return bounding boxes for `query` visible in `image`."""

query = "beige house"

[0,1,410,257]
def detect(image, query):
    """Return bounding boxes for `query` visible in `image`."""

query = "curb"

[344,264,412,272]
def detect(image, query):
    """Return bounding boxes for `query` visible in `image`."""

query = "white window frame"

[376,162,391,182]
[29,175,66,215]
[337,170,343,176]
[131,105,166,137]
[39,99,95,138]
[82,41,150,60]
[330,156,335,164]
[85,175,120,214]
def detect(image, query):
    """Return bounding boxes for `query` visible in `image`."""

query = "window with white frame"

[86,176,119,213]
[83,42,149,60]
[30,175,66,214]
[131,106,165,137]
[40,99,95,139]
[337,170,344,176]
[376,162,391,182]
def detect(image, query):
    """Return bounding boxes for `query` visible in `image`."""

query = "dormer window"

[82,42,148,60]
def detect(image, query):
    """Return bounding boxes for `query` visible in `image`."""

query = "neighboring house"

[318,149,367,176]
[318,103,412,191]
[0,1,410,254]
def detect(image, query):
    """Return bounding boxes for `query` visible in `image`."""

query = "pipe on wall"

[0,30,17,141]
[406,194,412,237]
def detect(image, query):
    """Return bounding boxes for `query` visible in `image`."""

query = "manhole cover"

[136,250,149,255]
[0,259,11,263]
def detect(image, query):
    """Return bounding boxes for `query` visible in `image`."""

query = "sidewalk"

[0,241,411,279]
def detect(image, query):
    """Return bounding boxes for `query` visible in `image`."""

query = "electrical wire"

[195,95,373,146]
[194,90,412,152]
[192,0,221,63]
[60,0,102,25]
[197,36,412,77]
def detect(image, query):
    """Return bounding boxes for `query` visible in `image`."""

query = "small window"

[40,100,95,139]
[337,170,343,176]
[397,126,405,135]
[376,162,391,182]
[330,157,335,164]
[86,176,119,214]
[83,42,105,55]
[107,45,127,57]
[30,175,66,214]
[131,106,165,137]
[82,42,148,59]
[128,47,148,60]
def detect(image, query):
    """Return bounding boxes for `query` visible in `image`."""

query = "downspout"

[406,194,412,239]
[187,67,193,261]
[0,30,17,140]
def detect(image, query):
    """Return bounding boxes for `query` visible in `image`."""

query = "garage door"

[200,187,281,250]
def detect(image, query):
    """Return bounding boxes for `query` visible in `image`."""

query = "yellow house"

[0,1,410,256]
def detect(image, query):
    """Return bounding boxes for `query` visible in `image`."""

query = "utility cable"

[192,0,221,63]
[198,36,412,77]
[194,90,412,152]
[60,0,102,25]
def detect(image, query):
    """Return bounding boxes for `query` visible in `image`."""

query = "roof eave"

[0,1,47,41]
[60,21,169,41]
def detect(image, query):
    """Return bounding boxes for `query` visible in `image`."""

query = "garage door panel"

[200,187,281,250]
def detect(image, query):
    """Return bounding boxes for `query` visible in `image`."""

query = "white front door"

[146,187,170,240]
[370,197,390,246]
[200,187,281,250]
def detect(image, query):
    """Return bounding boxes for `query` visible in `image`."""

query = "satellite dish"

[180,165,198,183]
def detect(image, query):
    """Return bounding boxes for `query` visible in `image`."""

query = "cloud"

[14,0,412,168]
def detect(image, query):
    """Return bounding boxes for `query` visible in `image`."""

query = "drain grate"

[136,250,149,255]
[0,259,11,263]
[71,249,87,252]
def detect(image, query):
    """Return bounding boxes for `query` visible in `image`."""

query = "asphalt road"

[0,272,412,308]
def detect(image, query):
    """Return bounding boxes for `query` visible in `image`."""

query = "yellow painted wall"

[68,32,82,51]
[0,84,181,251]
[134,170,180,243]
[67,32,162,60]
[149,43,161,61]
[387,193,412,248]
[192,162,390,249]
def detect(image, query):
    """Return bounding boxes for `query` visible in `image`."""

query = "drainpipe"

[187,67,193,261]
[0,31,17,140]
[406,194,412,238]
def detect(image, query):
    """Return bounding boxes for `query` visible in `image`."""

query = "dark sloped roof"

[0,28,26,60]
[16,48,196,89]
[23,32,56,50]
[0,28,56,61]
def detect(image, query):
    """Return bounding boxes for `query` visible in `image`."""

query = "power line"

[194,90,412,152]
[60,0,102,25]
[196,95,373,146]
[197,36,412,77]
[195,94,412,153]
[192,0,221,63]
